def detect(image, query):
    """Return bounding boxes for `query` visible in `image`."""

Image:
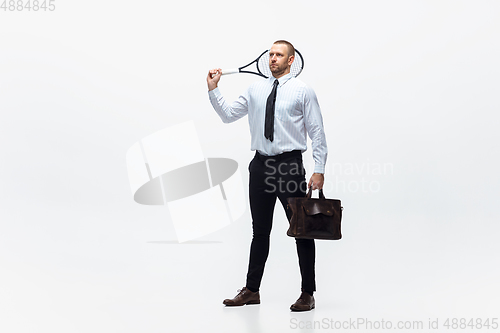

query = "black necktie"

[265,79,279,142]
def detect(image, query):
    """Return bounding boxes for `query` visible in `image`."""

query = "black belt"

[255,150,302,163]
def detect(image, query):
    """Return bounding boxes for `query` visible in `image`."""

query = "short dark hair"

[273,40,295,57]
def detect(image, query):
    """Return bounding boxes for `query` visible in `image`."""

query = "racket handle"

[221,68,239,75]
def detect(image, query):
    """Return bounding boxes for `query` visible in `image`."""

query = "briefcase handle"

[305,187,326,200]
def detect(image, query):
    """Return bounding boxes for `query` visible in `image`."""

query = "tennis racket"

[218,49,304,78]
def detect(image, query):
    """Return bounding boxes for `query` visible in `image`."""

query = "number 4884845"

[1,0,56,11]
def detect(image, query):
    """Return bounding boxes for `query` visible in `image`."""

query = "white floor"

[1,193,498,333]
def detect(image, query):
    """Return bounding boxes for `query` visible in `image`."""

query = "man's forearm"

[208,88,248,124]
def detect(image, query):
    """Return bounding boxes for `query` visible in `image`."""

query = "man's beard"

[270,64,287,77]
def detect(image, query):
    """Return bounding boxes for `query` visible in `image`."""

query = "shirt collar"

[270,72,293,87]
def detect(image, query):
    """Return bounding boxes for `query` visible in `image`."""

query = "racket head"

[256,49,304,78]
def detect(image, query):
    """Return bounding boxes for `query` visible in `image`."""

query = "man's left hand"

[308,173,324,190]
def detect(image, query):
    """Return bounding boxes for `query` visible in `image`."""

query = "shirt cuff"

[208,87,221,99]
[314,164,325,174]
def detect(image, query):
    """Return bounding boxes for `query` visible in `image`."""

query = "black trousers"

[245,150,316,293]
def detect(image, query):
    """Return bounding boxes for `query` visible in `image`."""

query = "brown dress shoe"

[223,287,260,306]
[290,291,315,311]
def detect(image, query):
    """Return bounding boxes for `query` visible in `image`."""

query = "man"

[207,40,327,311]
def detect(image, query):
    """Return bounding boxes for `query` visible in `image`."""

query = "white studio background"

[1,0,499,332]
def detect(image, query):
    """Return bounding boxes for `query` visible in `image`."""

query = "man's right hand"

[207,68,222,91]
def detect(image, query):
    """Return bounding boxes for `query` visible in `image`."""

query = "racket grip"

[221,68,239,75]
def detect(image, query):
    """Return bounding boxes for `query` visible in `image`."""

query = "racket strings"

[257,54,273,78]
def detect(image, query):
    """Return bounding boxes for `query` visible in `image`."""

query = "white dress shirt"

[208,73,328,174]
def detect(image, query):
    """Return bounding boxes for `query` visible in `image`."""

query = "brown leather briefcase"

[286,189,342,240]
